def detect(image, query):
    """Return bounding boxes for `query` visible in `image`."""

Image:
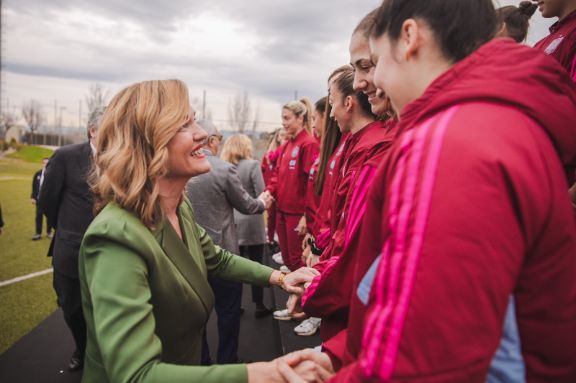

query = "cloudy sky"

[2,0,555,132]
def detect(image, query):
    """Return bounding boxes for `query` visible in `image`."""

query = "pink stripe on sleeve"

[361,106,459,379]
[571,55,576,82]
[301,255,339,306]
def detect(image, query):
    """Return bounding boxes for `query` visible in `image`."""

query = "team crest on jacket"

[308,168,315,180]
[292,147,300,157]
[545,36,564,55]
[330,159,336,170]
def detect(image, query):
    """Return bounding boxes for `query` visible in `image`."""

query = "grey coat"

[234,159,267,246]
[186,150,264,254]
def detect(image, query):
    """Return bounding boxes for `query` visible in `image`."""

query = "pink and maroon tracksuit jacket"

[323,39,576,382]
[534,10,576,82]
[314,134,350,250]
[303,119,397,341]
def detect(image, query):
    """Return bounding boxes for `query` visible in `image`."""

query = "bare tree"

[251,102,261,135]
[85,83,109,122]
[22,100,45,144]
[0,110,19,139]
[228,91,252,133]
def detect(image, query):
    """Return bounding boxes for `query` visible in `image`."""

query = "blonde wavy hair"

[220,134,253,165]
[90,79,190,228]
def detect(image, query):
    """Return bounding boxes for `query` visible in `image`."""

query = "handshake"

[258,191,275,210]
[247,348,335,382]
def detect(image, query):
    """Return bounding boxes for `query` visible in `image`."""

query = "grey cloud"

[5,0,380,105]
[5,62,129,82]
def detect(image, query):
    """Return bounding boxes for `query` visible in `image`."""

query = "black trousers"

[239,244,265,305]
[53,270,87,358]
[35,202,53,235]
[202,275,243,364]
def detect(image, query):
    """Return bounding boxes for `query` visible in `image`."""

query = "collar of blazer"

[153,204,214,313]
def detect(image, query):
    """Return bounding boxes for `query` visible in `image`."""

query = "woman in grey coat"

[221,134,273,318]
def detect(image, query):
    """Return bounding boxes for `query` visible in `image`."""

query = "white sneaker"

[294,317,321,336]
[273,308,292,321]
[279,265,290,273]
[272,252,284,265]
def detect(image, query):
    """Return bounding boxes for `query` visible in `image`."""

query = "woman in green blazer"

[79,79,319,383]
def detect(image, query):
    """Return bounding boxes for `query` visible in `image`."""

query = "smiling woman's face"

[349,31,390,116]
[165,108,210,180]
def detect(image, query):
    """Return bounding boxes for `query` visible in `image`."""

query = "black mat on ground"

[267,252,322,354]
[0,310,82,383]
[205,276,281,362]
[272,285,322,354]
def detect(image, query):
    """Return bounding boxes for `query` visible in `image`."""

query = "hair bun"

[518,1,537,17]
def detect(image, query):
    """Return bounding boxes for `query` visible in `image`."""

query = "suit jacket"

[234,159,266,246]
[185,150,264,253]
[31,169,43,200]
[79,200,273,383]
[39,141,94,278]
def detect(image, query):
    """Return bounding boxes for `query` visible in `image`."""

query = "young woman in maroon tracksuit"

[262,128,287,251]
[534,0,576,204]
[266,100,319,272]
[534,0,576,81]
[303,97,327,242]
[279,0,576,382]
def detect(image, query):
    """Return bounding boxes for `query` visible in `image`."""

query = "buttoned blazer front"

[79,200,273,383]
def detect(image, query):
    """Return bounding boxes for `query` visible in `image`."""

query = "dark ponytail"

[496,1,537,42]
[370,0,497,63]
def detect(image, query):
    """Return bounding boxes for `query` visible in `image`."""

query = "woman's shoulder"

[302,134,320,149]
[84,203,155,248]
[239,158,259,167]
[237,158,260,171]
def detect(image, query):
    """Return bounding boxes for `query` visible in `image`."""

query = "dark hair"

[496,1,537,42]
[333,67,374,118]
[316,67,350,195]
[371,0,497,63]
[315,107,341,195]
[315,97,327,115]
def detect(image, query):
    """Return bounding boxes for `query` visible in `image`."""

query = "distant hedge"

[5,145,54,163]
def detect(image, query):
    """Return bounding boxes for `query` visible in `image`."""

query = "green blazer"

[79,199,274,383]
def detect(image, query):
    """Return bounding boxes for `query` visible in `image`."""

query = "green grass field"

[0,147,57,355]
[6,145,55,163]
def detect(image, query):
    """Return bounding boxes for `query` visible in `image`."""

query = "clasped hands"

[279,266,319,295]
[247,349,335,383]
[258,191,275,209]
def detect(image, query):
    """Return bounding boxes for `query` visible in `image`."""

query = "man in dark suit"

[39,108,104,372]
[0,203,4,235]
[186,120,272,364]
[31,157,53,240]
